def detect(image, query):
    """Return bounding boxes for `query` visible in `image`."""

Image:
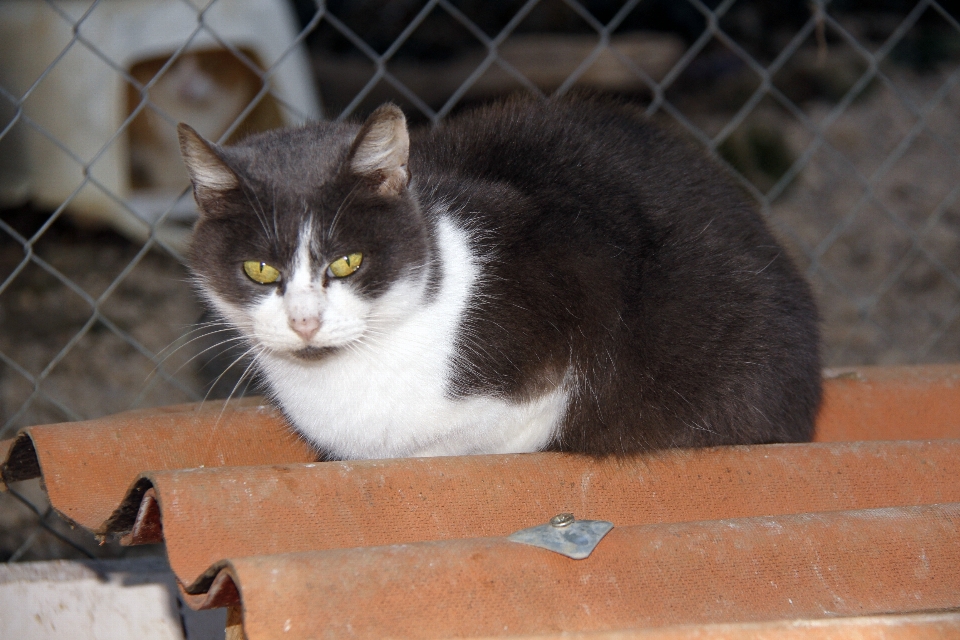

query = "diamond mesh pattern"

[1,0,959,561]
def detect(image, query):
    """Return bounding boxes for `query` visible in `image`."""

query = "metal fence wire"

[1,0,959,561]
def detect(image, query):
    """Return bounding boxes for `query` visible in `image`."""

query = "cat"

[178,96,821,460]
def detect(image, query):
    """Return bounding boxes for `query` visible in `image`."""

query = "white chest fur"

[254,218,569,459]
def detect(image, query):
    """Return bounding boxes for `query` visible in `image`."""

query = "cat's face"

[180,105,432,361]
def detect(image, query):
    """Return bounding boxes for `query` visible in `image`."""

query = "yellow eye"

[243,261,281,284]
[328,252,363,278]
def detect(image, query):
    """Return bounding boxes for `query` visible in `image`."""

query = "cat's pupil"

[242,260,280,284]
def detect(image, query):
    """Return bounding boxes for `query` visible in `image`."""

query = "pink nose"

[289,316,321,341]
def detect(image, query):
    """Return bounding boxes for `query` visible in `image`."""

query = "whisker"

[245,191,272,241]
[170,335,251,378]
[216,348,265,425]
[327,179,362,242]
[149,327,242,378]
[200,345,266,455]
[201,343,261,409]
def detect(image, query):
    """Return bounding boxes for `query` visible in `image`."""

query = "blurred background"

[1,0,959,562]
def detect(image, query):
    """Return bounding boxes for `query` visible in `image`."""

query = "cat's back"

[412,97,734,206]
[411,97,771,260]
[410,96,821,454]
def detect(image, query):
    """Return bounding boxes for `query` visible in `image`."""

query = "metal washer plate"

[507,520,614,560]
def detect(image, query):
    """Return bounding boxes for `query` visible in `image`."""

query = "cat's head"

[178,105,433,361]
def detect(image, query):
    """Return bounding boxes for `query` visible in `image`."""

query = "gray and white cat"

[179,97,821,460]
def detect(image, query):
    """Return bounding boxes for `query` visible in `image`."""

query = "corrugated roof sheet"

[199,503,960,638]
[98,440,960,591]
[478,613,960,639]
[2,365,960,639]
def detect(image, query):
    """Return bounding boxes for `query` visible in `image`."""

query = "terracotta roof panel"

[473,613,960,639]
[817,365,960,441]
[192,503,960,638]
[0,398,315,529]
[3,365,960,638]
[101,439,960,589]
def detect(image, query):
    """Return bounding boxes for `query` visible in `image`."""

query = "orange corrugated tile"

[1,364,959,639]
[816,365,960,441]
[183,503,960,639]
[0,398,315,529]
[475,613,960,639]
[3,365,959,509]
[102,440,960,589]
[3,365,959,506]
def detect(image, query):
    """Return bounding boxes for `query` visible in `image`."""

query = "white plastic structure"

[0,0,321,250]
[0,558,225,640]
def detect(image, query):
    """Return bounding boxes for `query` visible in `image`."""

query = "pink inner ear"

[350,105,410,196]
[375,164,409,197]
[178,124,238,193]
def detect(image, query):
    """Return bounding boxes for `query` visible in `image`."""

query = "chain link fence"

[1,0,959,561]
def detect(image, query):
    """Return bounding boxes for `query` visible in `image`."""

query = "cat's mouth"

[291,345,337,361]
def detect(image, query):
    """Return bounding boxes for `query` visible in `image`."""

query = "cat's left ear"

[178,123,240,211]
[349,104,410,196]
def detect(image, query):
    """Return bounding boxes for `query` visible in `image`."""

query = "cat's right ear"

[178,123,240,212]
[348,104,410,197]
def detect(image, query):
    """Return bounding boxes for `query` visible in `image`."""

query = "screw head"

[550,512,575,528]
